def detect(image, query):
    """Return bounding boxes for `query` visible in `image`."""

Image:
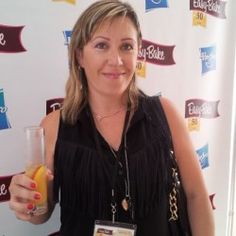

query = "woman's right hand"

[8,173,41,221]
[9,111,60,223]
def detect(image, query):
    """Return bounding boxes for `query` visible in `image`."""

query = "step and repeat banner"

[0,0,235,235]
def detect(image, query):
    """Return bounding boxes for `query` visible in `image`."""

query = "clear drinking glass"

[24,126,48,215]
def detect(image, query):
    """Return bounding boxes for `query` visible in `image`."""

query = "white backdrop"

[0,0,235,235]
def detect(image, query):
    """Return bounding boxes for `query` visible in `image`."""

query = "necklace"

[88,103,134,220]
[93,107,126,122]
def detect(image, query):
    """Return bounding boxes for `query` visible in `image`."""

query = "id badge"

[93,220,137,236]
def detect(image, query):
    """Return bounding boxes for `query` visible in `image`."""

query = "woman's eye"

[121,43,133,51]
[95,42,108,50]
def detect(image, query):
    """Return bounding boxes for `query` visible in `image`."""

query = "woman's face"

[79,16,139,99]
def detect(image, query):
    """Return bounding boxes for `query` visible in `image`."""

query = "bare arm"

[9,110,60,224]
[160,97,215,236]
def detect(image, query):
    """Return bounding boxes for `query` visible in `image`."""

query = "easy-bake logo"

[0,175,12,202]
[196,144,209,169]
[190,0,227,27]
[145,0,168,11]
[185,99,220,131]
[63,30,72,46]
[46,98,64,115]
[137,39,175,78]
[0,25,26,53]
[190,0,226,18]
[52,0,76,4]
[200,46,216,75]
[0,88,11,130]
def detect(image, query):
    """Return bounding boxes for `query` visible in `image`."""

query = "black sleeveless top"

[53,95,175,236]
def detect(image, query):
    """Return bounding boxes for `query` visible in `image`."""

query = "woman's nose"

[107,48,123,66]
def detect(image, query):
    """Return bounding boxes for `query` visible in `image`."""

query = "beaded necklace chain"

[92,107,126,122]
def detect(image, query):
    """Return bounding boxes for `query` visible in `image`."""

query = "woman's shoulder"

[159,96,177,115]
[40,109,60,128]
[40,109,61,145]
[141,93,177,117]
[158,96,185,132]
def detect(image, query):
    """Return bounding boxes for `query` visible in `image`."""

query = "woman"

[9,0,214,235]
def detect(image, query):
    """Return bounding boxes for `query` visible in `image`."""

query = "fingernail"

[30,182,36,189]
[27,203,34,210]
[34,193,41,200]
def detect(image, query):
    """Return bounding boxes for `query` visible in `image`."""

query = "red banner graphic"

[0,175,13,202]
[190,0,226,19]
[185,99,220,118]
[46,98,64,115]
[138,39,175,65]
[209,193,216,210]
[0,25,26,53]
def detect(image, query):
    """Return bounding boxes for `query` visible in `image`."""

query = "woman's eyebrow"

[91,36,110,42]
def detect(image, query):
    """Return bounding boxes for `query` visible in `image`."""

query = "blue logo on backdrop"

[196,144,209,169]
[63,30,72,46]
[200,46,216,75]
[0,88,11,130]
[145,0,168,11]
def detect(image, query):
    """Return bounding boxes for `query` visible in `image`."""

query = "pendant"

[121,198,129,211]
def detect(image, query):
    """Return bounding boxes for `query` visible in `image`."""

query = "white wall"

[0,1,235,235]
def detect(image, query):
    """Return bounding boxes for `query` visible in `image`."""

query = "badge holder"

[94,220,136,236]
[91,105,136,235]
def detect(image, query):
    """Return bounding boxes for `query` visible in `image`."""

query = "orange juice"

[26,164,48,215]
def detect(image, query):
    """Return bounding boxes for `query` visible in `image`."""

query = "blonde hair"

[62,0,142,124]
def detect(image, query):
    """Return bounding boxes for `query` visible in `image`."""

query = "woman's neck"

[88,92,128,115]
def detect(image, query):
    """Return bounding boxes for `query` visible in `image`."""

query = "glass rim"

[24,126,44,132]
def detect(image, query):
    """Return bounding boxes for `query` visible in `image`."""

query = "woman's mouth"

[102,72,125,79]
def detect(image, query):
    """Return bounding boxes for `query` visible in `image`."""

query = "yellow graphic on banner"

[52,0,76,5]
[187,117,200,131]
[136,60,146,78]
[192,11,207,27]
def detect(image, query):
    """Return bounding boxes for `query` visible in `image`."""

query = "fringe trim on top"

[129,139,169,218]
[53,95,175,221]
[54,140,110,219]
[54,137,171,220]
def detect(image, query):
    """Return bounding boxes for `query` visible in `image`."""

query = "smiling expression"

[78,16,139,98]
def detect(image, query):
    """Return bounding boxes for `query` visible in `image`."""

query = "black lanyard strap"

[87,103,133,222]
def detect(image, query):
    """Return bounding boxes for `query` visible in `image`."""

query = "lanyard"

[87,104,133,222]
[109,141,134,222]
